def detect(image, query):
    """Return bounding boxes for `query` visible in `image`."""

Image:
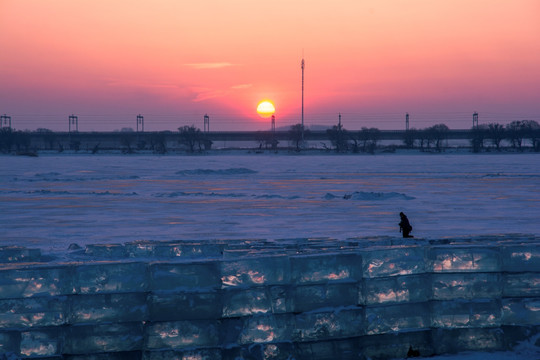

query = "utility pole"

[338,113,342,130]
[137,114,144,132]
[473,112,479,129]
[301,57,305,143]
[0,114,11,129]
[406,113,410,131]
[204,114,210,133]
[68,114,78,133]
[271,115,276,133]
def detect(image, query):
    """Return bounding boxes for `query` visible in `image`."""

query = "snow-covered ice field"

[0,152,538,251]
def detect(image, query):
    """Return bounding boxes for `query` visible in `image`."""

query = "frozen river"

[0,152,538,251]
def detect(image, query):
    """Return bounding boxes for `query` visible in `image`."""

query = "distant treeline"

[1,120,539,154]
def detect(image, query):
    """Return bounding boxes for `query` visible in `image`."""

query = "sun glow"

[256,101,275,118]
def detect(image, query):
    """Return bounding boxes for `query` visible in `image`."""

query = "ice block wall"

[0,236,538,359]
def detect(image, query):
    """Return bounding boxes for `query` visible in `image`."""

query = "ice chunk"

[432,328,504,354]
[84,244,126,258]
[20,329,61,357]
[268,285,294,314]
[149,292,221,321]
[69,292,147,324]
[237,314,294,344]
[361,247,424,279]
[365,302,429,335]
[431,299,501,328]
[145,320,220,349]
[293,308,364,342]
[295,338,361,360]
[224,343,295,360]
[73,262,147,294]
[222,287,272,317]
[0,331,20,354]
[0,246,41,263]
[432,273,501,300]
[503,273,540,297]
[291,253,361,285]
[144,348,223,360]
[0,296,66,329]
[294,283,359,313]
[502,298,540,326]
[429,246,501,272]
[502,245,540,272]
[0,265,72,298]
[361,330,434,360]
[125,241,224,259]
[151,262,221,291]
[64,323,143,354]
[363,274,429,305]
[221,256,290,288]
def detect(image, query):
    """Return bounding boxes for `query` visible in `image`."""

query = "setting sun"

[256,101,275,118]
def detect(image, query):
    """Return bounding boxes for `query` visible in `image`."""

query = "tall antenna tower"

[204,114,210,133]
[406,113,410,131]
[137,114,144,132]
[68,114,78,133]
[473,112,479,129]
[0,114,11,129]
[301,57,305,142]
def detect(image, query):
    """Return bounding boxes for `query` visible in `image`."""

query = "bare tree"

[327,125,348,153]
[470,124,488,153]
[289,124,308,151]
[506,121,526,151]
[179,125,205,153]
[487,123,505,151]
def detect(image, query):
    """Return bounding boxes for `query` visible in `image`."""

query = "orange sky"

[1,0,539,131]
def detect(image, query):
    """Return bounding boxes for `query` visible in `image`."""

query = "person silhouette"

[399,212,414,238]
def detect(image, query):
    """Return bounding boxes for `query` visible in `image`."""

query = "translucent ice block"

[363,274,429,305]
[501,245,540,272]
[365,302,429,335]
[429,246,501,272]
[293,308,364,341]
[222,287,272,317]
[432,328,504,354]
[237,314,294,345]
[431,299,501,329]
[293,283,359,313]
[20,329,62,357]
[291,253,361,285]
[149,292,221,321]
[151,262,221,291]
[0,296,67,329]
[221,256,290,288]
[65,323,143,354]
[361,247,425,279]
[145,320,220,350]
[0,246,41,263]
[502,297,540,326]
[0,265,73,299]
[73,262,147,294]
[69,292,147,324]
[503,273,540,297]
[432,273,501,300]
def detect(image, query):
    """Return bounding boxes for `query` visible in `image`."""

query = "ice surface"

[361,247,425,278]
[365,302,430,335]
[64,323,143,354]
[74,262,147,294]
[69,292,147,324]
[0,296,67,329]
[363,274,430,305]
[1,154,539,249]
[431,299,501,328]
[429,246,501,272]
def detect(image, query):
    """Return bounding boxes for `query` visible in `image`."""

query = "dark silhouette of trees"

[327,124,348,153]
[487,123,505,151]
[506,121,526,151]
[150,132,167,154]
[403,128,417,149]
[471,124,488,153]
[522,120,540,151]
[178,125,210,153]
[425,124,449,152]
[289,124,308,151]
[359,127,380,153]
[0,128,14,153]
[120,132,135,153]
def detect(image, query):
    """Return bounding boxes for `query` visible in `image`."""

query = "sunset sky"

[1,1,539,131]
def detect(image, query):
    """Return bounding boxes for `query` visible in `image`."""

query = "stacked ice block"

[0,236,538,359]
